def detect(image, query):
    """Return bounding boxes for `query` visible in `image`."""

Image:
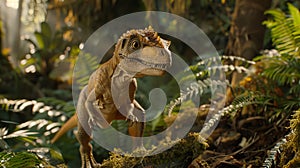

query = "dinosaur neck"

[112,66,134,84]
[111,65,134,108]
[104,54,121,78]
[108,47,135,86]
[111,54,134,89]
[111,55,120,71]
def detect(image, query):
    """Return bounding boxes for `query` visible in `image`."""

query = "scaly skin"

[51,26,171,168]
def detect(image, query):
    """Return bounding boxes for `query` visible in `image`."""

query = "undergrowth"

[1,3,300,167]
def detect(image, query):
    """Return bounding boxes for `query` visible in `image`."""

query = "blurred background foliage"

[1,0,300,167]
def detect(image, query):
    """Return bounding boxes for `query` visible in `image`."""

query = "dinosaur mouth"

[125,57,170,70]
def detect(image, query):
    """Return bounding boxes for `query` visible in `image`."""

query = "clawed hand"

[85,99,109,129]
[125,103,139,123]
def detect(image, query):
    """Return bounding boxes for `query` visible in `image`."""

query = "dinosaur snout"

[140,46,172,67]
[160,48,172,68]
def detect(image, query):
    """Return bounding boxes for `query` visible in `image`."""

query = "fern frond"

[0,98,74,143]
[201,91,265,135]
[282,98,300,111]
[0,98,72,119]
[74,52,99,88]
[0,99,43,113]
[167,79,228,116]
[192,55,255,71]
[183,55,254,85]
[208,65,251,74]
[260,56,300,86]
[221,55,256,65]
[0,151,43,168]
[200,102,246,135]
[262,135,287,168]
[1,129,38,139]
[290,84,300,95]
[259,49,281,58]
[0,127,38,148]
[264,3,300,57]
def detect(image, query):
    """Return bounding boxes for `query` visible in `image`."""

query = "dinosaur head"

[114,26,172,77]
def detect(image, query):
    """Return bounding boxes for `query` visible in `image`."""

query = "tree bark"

[11,0,23,67]
[225,0,272,102]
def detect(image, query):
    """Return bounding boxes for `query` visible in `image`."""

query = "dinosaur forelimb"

[128,100,145,149]
[85,88,110,129]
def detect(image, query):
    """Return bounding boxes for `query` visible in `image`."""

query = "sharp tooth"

[126,57,169,69]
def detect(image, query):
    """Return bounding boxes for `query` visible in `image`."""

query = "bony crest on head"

[114,26,172,77]
[116,26,171,58]
[147,25,154,31]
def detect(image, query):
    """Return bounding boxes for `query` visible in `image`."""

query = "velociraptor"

[51,26,172,168]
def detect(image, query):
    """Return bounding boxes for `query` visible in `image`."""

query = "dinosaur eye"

[130,39,141,50]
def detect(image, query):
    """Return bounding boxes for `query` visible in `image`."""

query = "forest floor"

[190,105,289,167]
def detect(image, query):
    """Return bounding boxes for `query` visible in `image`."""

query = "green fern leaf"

[264,4,300,57]
[288,3,300,27]
[0,152,42,168]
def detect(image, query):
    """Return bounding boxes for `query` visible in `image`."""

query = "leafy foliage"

[22,22,75,74]
[163,4,300,167]
[167,78,227,116]
[3,1,300,167]
[261,4,300,96]
[0,97,76,145]
[0,151,42,168]
[20,22,80,99]
[0,97,73,167]
[0,149,67,168]
[251,4,300,167]
[167,55,254,116]
[257,3,300,107]
[264,3,300,57]
[73,52,99,89]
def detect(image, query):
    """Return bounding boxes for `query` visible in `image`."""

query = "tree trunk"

[11,0,23,67]
[225,0,272,102]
